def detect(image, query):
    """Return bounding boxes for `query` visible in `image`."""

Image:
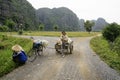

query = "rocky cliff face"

[92,18,108,31]
[0,0,38,30]
[0,0,108,31]
[36,7,80,31]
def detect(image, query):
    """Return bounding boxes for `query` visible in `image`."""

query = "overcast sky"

[27,0,120,24]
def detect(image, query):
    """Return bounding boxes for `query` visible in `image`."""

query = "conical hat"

[12,44,23,52]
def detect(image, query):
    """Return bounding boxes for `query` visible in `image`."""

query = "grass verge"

[90,36,120,73]
[0,34,33,77]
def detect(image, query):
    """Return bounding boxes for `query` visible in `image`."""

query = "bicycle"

[28,43,43,62]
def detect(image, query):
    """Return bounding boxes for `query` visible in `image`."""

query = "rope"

[46,47,55,49]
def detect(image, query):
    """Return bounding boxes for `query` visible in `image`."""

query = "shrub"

[18,30,23,35]
[102,23,120,42]
[0,25,9,32]
[5,19,16,31]
[113,36,120,56]
[90,36,120,72]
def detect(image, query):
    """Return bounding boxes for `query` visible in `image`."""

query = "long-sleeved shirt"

[60,34,69,42]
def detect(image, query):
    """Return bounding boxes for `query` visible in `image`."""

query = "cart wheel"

[70,45,73,54]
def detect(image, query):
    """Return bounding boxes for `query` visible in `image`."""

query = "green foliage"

[53,24,59,31]
[113,36,120,56]
[0,25,9,32]
[102,23,120,42]
[0,34,32,77]
[84,20,94,33]
[0,0,38,31]
[36,7,80,31]
[18,30,23,35]
[5,19,16,31]
[90,36,120,72]
[39,24,44,31]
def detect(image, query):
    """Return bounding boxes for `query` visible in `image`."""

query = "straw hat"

[12,44,23,52]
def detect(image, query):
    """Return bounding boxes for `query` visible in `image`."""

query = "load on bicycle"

[31,37,48,55]
[55,31,73,55]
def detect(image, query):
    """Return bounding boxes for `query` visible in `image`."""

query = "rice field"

[0,31,100,37]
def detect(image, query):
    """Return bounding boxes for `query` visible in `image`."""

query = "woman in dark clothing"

[12,44,27,64]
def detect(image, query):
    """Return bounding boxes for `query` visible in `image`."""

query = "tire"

[38,46,43,56]
[55,44,61,53]
[28,49,37,62]
[70,45,73,54]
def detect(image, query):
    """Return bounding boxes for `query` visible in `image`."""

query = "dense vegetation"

[90,36,120,72]
[0,34,32,77]
[0,0,81,31]
[36,7,80,31]
[102,23,120,42]
[0,0,38,31]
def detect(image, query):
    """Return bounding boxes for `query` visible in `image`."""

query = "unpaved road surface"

[0,36,120,80]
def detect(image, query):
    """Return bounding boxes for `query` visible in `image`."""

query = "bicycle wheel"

[37,46,43,56]
[28,49,37,62]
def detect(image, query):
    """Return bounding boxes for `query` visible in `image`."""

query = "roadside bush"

[113,36,120,56]
[90,36,120,72]
[102,23,120,42]
[18,30,23,35]
[0,25,8,32]
[5,19,16,31]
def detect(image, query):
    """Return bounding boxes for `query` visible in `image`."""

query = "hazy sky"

[27,0,120,24]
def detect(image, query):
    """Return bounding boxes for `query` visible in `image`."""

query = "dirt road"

[0,36,120,80]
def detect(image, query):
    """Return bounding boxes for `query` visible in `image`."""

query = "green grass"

[23,31,100,37]
[0,31,100,37]
[0,34,33,77]
[90,36,120,73]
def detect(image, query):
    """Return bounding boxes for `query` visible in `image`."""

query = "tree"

[18,24,23,35]
[102,23,120,42]
[5,19,16,31]
[84,20,94,33]
[0,25,8,32]
[39,24,44,31]
[53,24,59,31]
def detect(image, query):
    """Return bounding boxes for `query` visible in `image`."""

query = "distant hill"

[79,19,85,31]
[92,18,108,31]
[36,7,80,31]
[79,18,108,31]
[0,0,38,30]
[0,0,108,31]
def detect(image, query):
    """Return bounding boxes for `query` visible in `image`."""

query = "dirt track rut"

[0,36,120,80]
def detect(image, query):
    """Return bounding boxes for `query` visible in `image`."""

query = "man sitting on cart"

[60,31,72,48]
[60,31,68,43]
